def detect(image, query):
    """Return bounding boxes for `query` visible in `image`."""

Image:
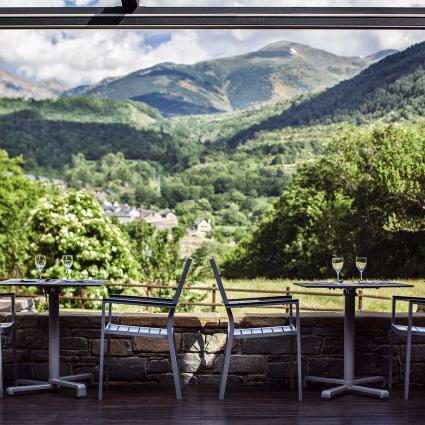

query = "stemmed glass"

[35,255,46,282]
[62,255,73,280]
[356,256,367,282]
[332,257,344,283]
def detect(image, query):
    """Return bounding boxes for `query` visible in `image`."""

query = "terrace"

[1,2,425,425]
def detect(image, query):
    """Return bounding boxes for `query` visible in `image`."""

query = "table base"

[7,373,93,398]
[304,375,388,399]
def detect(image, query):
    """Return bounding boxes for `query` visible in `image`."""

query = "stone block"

[132,334,182,353]
[307,357,343,377]
[178,353,215,372]
[60,337,88,350]
[267,362,292,379]
[109,357,147,381]
[301,336,322,355]
[214,355,266,374]
[245,374,267,383]
[204,333,228,353]
[182,333,205,352]
[92,339,132,356]
[159,373,197,385]
[16,329,46,349]
[242,337,291,355]
[322,337,344,355]
[147,359,170,374]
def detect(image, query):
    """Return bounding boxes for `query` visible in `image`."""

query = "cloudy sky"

[1,0,425,87]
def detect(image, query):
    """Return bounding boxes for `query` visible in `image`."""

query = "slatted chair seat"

[105,323,168,338]
[233,325,296,339]
[392,324,425,336]
[0,322,14,334]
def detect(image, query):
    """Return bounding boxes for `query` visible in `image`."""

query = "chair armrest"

[103,297,175,308]
[393,295,425,305]
[227,296,295,308]
[108,294,174,303]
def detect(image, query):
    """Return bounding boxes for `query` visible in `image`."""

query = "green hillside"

[0,96,163,129]
[226,42,425,148]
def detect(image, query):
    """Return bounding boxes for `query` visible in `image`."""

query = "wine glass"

[62,255,73,280]
[35,255,46,282]
[356,256,367,282]
[332,257,344,283]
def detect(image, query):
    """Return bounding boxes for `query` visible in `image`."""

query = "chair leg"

[106,335,111,389]
[219,334,233,400]
[404,332,412,400]
[388,330,394,389]
[98,330,106,401]
[0,336,3,399]
[296,329,302,402]
[12,327,17,386]
[290,335,294,390]
[168,332,182,400]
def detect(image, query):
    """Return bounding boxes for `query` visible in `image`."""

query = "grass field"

[202,278,425,314]
[98,278,425,314]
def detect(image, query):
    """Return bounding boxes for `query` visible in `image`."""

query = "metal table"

[295,281,413,400]
[0,278,105,397]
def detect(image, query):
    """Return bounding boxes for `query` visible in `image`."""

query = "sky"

[1,0,425,87]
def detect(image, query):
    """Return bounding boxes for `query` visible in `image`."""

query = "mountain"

[225,42,425,148]
[0,69,63,100]
[64,41,394,116]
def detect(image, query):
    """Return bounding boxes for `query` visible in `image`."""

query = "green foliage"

[27,190,139,282]
[123,221,206,311]
[224,124,425,279]
[0,150,45,278]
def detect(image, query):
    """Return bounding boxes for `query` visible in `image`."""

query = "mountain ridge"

[63,41,395,116]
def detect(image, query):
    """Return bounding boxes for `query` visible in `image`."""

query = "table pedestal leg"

[304,289,389,400]
[7,287,92,398]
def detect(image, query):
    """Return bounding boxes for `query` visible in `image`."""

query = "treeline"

[223,124,425,279]
[0,109,201,170]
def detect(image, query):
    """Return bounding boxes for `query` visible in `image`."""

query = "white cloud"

[1,0,425,87]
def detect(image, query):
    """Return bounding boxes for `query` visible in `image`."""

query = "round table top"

[294,281,413,289]
[0,278,106,287]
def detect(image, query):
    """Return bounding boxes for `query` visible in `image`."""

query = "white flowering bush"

[27,191,140,306]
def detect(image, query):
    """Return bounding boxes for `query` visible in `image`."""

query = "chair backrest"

[209,258,229,305]
[172,258,192,304]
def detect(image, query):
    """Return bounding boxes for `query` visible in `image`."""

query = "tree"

[224,124,425,279]
[124,221,206,311]
[0,150,45,278]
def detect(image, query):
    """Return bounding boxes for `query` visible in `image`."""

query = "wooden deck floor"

[1,385,425,425]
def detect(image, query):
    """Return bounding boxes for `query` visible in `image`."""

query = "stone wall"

[1,312,425,387]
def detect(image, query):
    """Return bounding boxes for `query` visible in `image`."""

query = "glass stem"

[360,271,363,282]
[337,271,340,283]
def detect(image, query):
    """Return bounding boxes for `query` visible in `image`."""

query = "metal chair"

[210,258,302,401]
[0,293,17,398]
[98,258,192,400]
[389,295,425,400]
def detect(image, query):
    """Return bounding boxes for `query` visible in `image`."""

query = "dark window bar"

[2,7,425,29]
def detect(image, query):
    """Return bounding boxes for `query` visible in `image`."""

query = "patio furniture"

[0,293,17,399]
[296,281,412,400]
[1,279,106,398]
[210,258,302,401]
[98,258,192,401]
[389,295,425,400]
